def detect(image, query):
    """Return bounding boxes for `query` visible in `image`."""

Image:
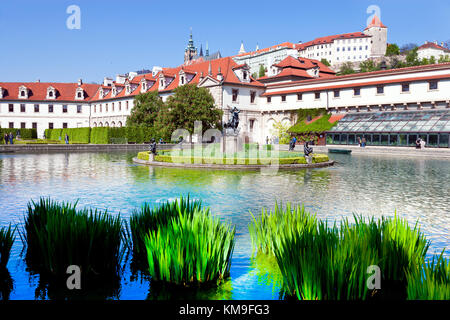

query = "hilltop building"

[417,41,450,60]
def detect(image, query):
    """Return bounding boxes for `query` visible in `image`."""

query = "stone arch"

[281,117,291,127]
[99,122,103,127]
[105,122,109,127]
[93,122,97,127]
[117,121,123,127]
[111,121,115,127]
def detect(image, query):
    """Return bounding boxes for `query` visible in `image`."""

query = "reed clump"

[0,224,15,270]
[249,204,436,300]
[23,198,125,279]
[407,252,450,300]
[144,206,235,287]
[128,196,203,266]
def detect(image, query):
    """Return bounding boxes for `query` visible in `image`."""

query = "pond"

[0,151,449,299]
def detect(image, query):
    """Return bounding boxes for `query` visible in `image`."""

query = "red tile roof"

[364,15,387,30]
[0,82,100,102]
[234,42,295,57]
[418,42,450,52]
[297,32,371,51]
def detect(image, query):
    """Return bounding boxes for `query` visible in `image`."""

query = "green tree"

[400,43,418,54]
[429,56,436,64]
[389,56,405,69]
[406,48,420,66]
[359,60,380,73]
[252,72,258,79]
[258,64,266,78]
[386,43,400,56]
[270,120,291,144]
[154,84,223,141]
[320,58,331,67]
[438,55,450,63]
[126,91,163,127]
[338,62,356,75]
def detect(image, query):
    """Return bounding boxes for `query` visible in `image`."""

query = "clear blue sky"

[0,0,449,83]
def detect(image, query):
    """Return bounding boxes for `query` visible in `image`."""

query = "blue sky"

[0,0,449,83]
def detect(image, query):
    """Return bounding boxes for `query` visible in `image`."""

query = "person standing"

[4,133,8,145]
[358,137,362,147]
[65,133,69,145]
[9,132,13,145]
[362,137,366,148]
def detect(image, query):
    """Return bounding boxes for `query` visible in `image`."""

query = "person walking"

[362,137,366,148]
[9,132,13,145]
[358,137,362,147]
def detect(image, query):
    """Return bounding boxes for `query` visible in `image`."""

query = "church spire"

[199,44,203,57]
[239,41,246,54]
[206,41,209,57]
[184,27,197,64]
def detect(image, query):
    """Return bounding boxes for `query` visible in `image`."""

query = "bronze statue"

[224,107,240,133]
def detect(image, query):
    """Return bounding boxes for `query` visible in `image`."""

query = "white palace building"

[1,30,450,147]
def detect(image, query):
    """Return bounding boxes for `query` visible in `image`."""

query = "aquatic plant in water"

[23,198,125,279]
[0,224,15,270]
[145,206,235,286]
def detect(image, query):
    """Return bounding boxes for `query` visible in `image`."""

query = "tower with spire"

[184,28,198,64]
[363,15,388,57]
[238,41,246,54]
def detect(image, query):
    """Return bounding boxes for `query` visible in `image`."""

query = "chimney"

[36,79,40,83]
[441,42,444,47]
[434,40,438,45]
[78,79,83,86]
[217,67,223,81]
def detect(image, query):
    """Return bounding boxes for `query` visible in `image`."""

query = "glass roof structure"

[328,110,450,133]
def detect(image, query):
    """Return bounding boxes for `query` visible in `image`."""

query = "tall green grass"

[145,207,235,286]
[23,198,125,278]
[127,196,203,266]
[249,204,433,300]
[407,252,450,300]
[0,225,15,270]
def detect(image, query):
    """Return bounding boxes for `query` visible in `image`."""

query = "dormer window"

[142,81,147,92]
[99,88,104,99]
[0,87,3,99]
[243,72,247,80]
[181,76,185,85]
[111,87,117,97]
[75,87,84,100]
[126,84,131,94]
[19,85,28,99]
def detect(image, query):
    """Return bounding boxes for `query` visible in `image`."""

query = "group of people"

[3,132,14,144]
[357,137,367,148]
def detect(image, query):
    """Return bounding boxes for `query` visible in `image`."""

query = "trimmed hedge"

[45,128,91,143]
[1,128,37,143]
[137,151,329,165]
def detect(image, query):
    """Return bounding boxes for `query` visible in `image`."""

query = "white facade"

[417,41,450,60]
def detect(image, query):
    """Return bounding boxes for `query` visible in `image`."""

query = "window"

[267,96,271,103]
[49,123,54,129]
[119,102,122,111]
[77,92,82,98]
[334,90,340,98]
[377,86,384,94]
[249,119,255,132]
[34,104,39,113]
[337,48,340,52]
[21,122,26,129]
[77,105,82,113]
[20,104,26,112]
[429,81,438,90]
[243,72,247,80]
[232,89,238,102]
[354,88,361,96]
[315,92,321,99]
[402,83,410,92]
[281,95,286,102]
[112,103,114,112]
[100,105,102,112]
[32,122,37,129]
[8,104,14,112]
[63,123,68,129]
[297,93,302,100]
[9,122,14,128]
[126,101,129,110]
[63,105,68,113]
[250,91,256,103]
[106,103,108,112]
[48,104,54,113]
[48,91,53,97]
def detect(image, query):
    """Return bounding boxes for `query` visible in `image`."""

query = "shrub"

[23,198,125,278]
[90,127,109,144]
[0,225,15,269]
[288,114,338,134]
[0,128,37,143]
[144,207,235,286]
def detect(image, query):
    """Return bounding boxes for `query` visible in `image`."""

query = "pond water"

[0,151,449,299]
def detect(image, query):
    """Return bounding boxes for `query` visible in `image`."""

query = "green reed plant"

[0,225,15,269]
[407,252,450,300]
[145,208,235,286]
[249,203,434,300]
[128,195,203,265]
[248,203,318,255]
[23,198,125,278]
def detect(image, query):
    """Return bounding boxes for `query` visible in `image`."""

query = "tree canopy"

[320,58,331,67]
[126,91,163,127]
[338,62,356,75]
[154,84,223,141]
[386,43,400,56]
[258,64,266,78]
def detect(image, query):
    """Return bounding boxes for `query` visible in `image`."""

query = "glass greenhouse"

[327,110,450,148]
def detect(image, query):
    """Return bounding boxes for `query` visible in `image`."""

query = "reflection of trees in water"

[0,269,13,300]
